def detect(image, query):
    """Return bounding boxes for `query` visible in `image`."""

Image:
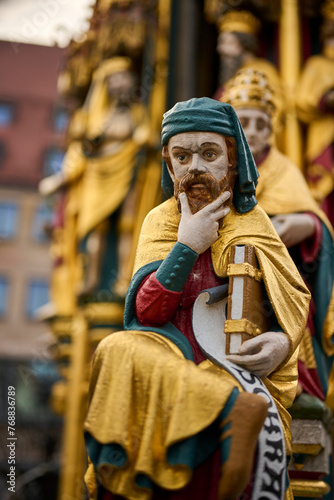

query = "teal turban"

[161,97,259,214]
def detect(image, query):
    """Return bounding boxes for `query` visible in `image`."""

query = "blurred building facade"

[0,41,65,357]
[0,41,65,500]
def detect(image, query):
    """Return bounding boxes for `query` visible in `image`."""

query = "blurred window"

[43,148,65,177]
[32,204,53,243]
[53,108,69,132]
[0,102,14,126]
[26,280,49,318]
[0,276,8,317]
[0,142,5,166]
[0,202,18,239]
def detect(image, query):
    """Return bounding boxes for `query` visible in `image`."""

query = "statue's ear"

[162,145,175,181]
[166,162,175,182]
[162,159,175,199]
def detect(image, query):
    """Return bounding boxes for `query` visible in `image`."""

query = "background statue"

[297,3,334,228]
[39,57,150,313]
[84,98,310,500]
[221,68,334,409]
[77,56,150,301]
[214,10,284,127]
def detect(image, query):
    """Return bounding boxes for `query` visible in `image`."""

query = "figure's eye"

[177,154,188,163]
[256,118,267,131]
[203,150,216,160]
[239,117,249,128]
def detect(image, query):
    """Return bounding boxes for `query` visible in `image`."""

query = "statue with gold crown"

[221,69,334,494]
[214,9,284,136]
[83,97,311,500]
[296,0,334,229]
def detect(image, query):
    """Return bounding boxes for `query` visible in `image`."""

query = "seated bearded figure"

[84,98,310,500]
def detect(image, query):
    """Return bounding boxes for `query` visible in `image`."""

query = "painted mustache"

[179,172,220,198]
[175,172,233,214]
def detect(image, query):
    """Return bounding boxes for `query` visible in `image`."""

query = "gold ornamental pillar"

[279,0,303,169]
[126,0,172,279]
[58,312,89,500]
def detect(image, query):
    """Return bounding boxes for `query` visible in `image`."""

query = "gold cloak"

[77,104,146,238]
[296,54,334,163]
[256,146,333,234]
[50,141,85,316]
[84,199,310,499]
[134,197,310,409]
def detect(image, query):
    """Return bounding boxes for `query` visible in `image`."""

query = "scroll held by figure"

[84,98,311,500]
[193,243,270,361]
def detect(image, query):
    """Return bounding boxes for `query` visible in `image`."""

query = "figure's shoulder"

[242,203,274,226]
[226,203,277,235]
[304,54,330,65]
[144,197,177,219]
[247,57,277,70]
[141,197,180,231]
[301,54,334,74]
[243,58,280,81]
[269,147,303,175]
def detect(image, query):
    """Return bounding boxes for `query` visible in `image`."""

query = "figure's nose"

[245,119,257,138]
[188,154,206,174]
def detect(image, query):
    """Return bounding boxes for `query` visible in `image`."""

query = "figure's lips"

[190,183,206,188]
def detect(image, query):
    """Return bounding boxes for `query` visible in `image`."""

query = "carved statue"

[41,57,150,308]
[214,9,284,138]
[77,56,149,300]
[296,2,334,228]
[222,68,334,406]
[84,98,310,500]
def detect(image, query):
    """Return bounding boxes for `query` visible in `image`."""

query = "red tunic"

[136,248,225,364]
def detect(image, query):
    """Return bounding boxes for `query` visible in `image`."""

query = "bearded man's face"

[217,32,244,85]
[106,70,135,103]
[166,131,235,215]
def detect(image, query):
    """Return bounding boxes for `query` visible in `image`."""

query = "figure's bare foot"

[218,392,268,500]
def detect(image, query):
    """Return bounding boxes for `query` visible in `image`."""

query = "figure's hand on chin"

[271,213,315,248]
[177,191,231,254]
[226,332,290,378]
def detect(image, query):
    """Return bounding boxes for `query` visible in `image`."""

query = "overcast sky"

[0,0,95,47]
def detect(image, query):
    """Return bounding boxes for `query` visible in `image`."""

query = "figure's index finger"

[205,191,231,213]
[179,192,191,215]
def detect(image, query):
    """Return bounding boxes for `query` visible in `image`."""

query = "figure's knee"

[94,330,130,359]
[95,330,152,358]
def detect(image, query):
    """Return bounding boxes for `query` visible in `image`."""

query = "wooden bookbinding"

[225,244,270,355]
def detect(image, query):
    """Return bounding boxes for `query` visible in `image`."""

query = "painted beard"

[219,54,244,86]
[174,172,234,215]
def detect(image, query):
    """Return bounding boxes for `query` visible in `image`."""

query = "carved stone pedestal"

[288,394,333,499]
